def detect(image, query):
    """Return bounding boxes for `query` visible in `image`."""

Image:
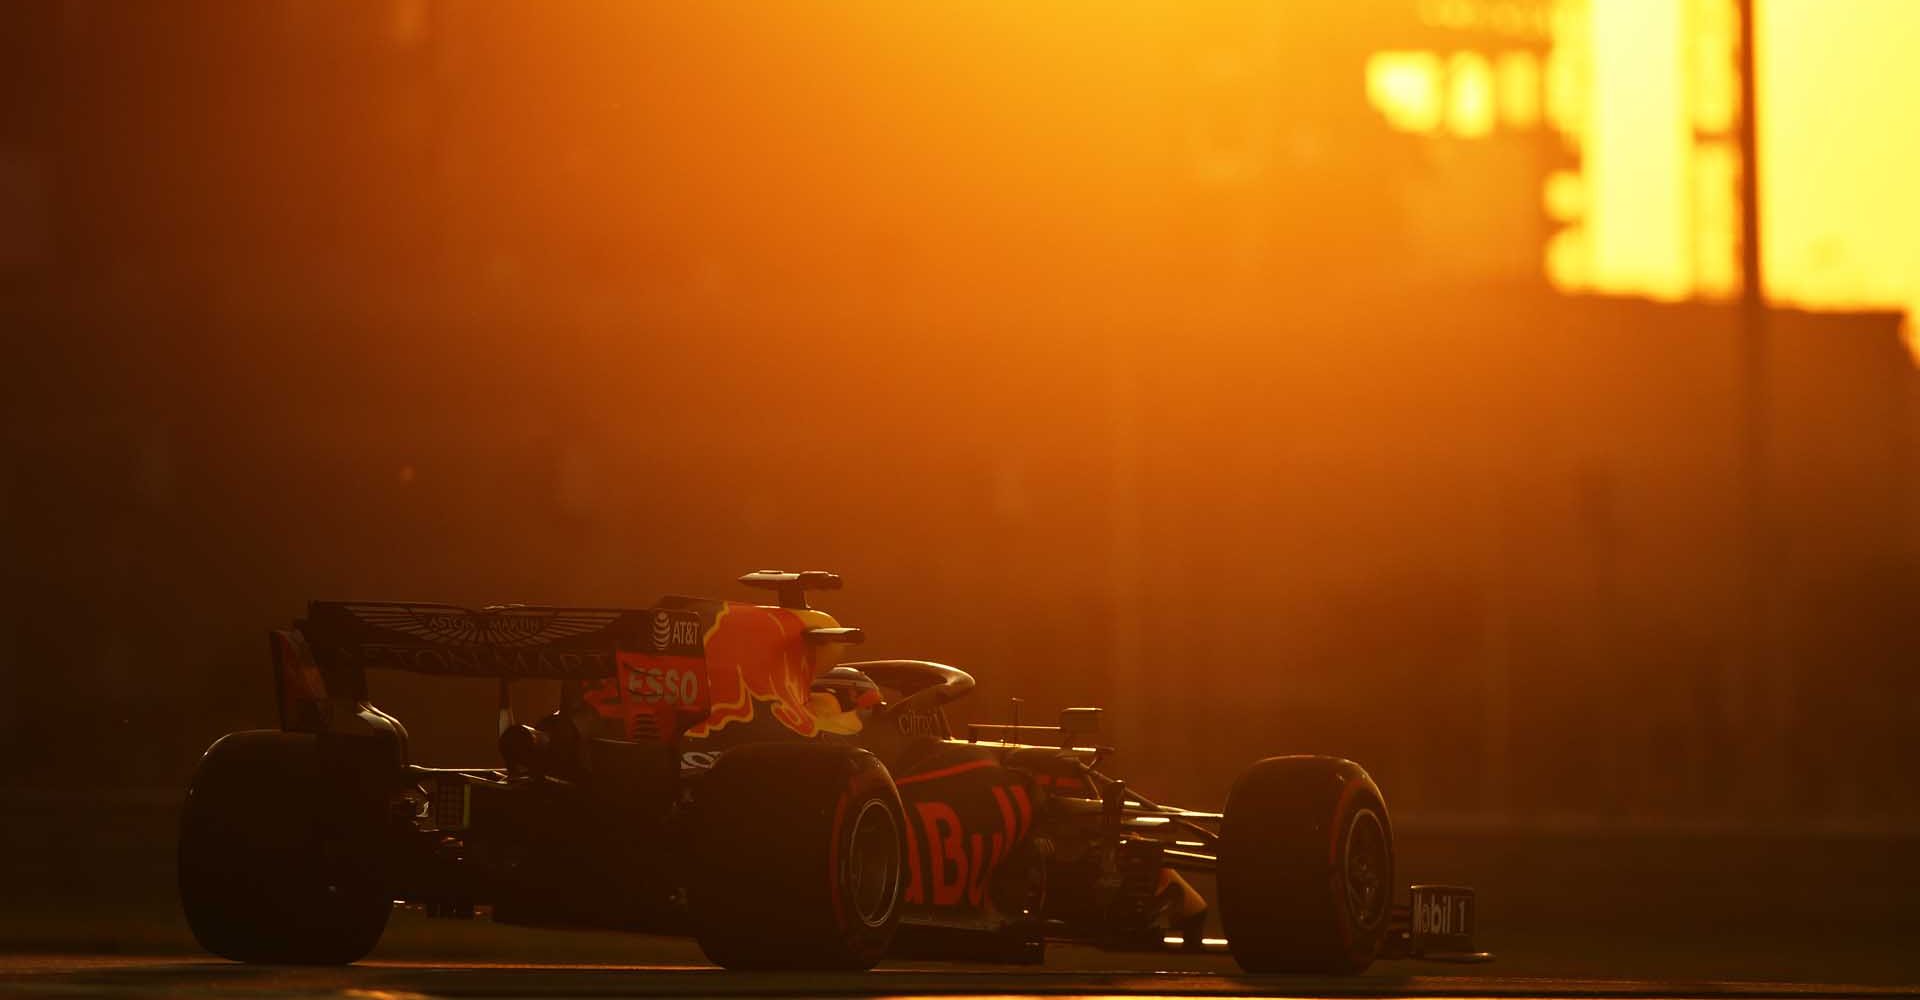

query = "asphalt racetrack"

[8,793,1919,998]
[6,954,1920,1000]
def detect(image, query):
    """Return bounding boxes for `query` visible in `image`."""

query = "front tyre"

[689,742,905,970]
[177,731,391,964]
[1218,755,1393,974]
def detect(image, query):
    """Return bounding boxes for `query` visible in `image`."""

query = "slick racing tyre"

[1218,755,1393,974]
[689,742,906,970]
[178,731,392,964]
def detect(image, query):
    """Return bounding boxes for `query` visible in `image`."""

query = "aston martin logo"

[343,604,623,648]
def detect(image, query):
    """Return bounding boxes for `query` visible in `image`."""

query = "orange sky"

[1584,0,1920,333]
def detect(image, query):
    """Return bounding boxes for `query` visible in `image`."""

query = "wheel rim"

[845,798,901,928]
[1343,807,1390,930]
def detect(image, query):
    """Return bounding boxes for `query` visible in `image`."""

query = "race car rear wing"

[299,601,662,680]
[274,600,712,739]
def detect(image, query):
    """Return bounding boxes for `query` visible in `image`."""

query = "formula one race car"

[179,571,1486,972]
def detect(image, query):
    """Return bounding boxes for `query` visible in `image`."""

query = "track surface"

[9,800,1919,997]
[5,956,1918,1000]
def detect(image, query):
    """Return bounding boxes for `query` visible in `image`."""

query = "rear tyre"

[689,742,905,970]
[177,731,392,964]
[1218,755,1393,974]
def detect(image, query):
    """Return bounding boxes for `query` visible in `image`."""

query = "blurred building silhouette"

[0,1,1913,825]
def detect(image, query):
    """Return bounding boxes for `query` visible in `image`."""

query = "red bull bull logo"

[689,602,823,739]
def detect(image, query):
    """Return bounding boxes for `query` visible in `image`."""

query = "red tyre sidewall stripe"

[1329,775,1362,956]
[831,764,899,948]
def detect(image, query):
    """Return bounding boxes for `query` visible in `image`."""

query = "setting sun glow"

[1582,0,1920,327]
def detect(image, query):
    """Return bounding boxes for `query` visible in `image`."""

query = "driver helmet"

[811,666,883,713]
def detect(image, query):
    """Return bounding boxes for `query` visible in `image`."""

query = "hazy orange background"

[0,0,1916,829]
[1582,0,1920,329]
[7,3,1920,980]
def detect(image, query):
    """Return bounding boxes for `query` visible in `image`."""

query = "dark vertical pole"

[1737,0,1762,310]
[1735,0,1771,812]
